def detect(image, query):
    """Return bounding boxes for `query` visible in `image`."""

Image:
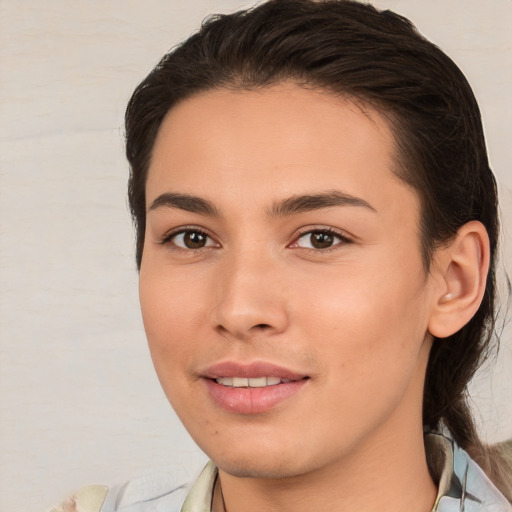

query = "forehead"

[147,83,413,215]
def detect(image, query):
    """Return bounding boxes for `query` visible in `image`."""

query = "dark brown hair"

[125,0,510,495]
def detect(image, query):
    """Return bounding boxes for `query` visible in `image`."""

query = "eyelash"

[159,226,352,253]
[159,226,217,252]
[291,227,352,252]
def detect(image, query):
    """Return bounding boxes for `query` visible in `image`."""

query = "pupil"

[311,232,333,249]
[184,232,206,249]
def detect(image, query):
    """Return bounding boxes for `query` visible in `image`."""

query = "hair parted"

[125,0,509,495]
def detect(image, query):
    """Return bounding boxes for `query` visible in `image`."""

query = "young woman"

[52,1,511,511]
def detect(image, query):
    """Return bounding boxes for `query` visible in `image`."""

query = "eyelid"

[157,224,351,252]
[159,225,220,249]
[288,226,353,250]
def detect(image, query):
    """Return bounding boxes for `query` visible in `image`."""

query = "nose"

[211,250,289,340]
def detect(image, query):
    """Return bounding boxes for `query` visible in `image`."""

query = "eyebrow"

[148,192,220,216]
[268,191,377,217]
[148,190,376,217]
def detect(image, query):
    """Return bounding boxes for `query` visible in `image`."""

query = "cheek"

[138,265,209,382]
[296,262,429,388]
[140,255,209,330]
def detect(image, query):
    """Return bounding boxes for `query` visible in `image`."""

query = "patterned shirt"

[50,428,511,512]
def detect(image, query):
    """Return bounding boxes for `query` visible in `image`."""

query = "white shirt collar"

[179,433,511,512]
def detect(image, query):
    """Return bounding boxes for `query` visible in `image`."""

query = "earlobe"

[428,221,490,339]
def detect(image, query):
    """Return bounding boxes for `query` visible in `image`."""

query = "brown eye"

[172,230,215,249]
[310,232,335,249]
[295,230,347,250]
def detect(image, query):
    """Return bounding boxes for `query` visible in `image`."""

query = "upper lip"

[201,361,308,381]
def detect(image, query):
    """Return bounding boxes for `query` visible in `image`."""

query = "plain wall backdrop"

[0,1,510,511]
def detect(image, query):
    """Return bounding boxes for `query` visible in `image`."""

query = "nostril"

[254,323,271,329]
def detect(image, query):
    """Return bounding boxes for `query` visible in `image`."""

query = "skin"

[139,83,467,512]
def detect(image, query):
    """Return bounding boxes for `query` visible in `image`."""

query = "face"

[140,84,437,479]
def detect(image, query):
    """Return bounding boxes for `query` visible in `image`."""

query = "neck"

[214,418,437,512]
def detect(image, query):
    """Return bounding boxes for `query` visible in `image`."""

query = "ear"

[428,221,490,339]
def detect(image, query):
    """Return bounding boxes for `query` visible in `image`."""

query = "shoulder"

[427,429,512,512]
[49,485,109,512]
[50,465,198,512]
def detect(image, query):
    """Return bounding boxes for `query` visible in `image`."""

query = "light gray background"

[0,1,510,511]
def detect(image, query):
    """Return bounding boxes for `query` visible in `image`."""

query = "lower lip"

[204,379,308,415]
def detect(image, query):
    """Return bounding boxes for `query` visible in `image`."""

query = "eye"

[294,229,349,250]
[166,229,217,250]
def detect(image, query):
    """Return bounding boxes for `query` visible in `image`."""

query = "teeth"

[247,377,267,388]
[216,377,234,387]
[215,377,290,387]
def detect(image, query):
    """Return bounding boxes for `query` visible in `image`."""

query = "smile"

[201,361,309,414]
[215,377,293,387]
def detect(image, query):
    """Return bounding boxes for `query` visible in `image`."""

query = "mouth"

[201,361,309,414]
[214,376,295,387]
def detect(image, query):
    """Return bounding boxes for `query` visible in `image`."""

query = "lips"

[201,361,309,414]
[215,376,292,387]
[202,360,307,380]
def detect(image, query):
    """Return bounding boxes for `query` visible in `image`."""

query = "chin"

[215,458,301,479]
[210,445,316,480]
